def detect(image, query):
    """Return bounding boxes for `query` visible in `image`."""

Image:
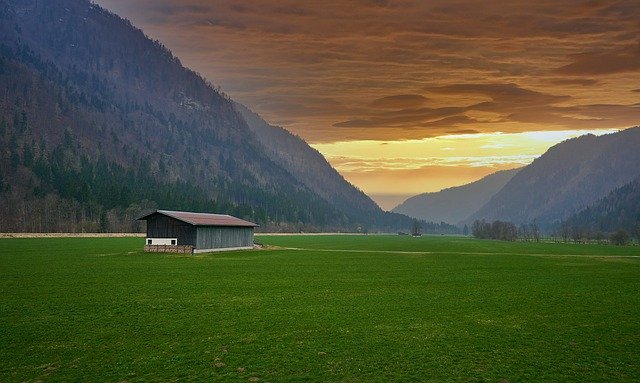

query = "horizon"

[94,0,639,210]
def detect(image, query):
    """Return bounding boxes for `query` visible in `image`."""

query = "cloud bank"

[94,0,640,143]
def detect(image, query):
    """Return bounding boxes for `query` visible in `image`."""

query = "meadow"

[0,235,638,382]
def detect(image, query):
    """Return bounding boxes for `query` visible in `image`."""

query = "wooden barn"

[138,210,258,253]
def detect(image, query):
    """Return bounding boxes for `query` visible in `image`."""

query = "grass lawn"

[1,235,639,382]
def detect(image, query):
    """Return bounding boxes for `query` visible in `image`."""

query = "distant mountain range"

[0,0,456,234]
[392,168,520,225]
[468,128,640,229]
[397,127,640,233]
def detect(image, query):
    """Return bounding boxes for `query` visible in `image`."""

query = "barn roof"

[138,210,258,227]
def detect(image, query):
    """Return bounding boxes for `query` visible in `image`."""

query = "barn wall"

[146,215,197,246]
[196,226,254,250]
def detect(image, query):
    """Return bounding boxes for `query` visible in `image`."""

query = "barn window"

[147,239,152,245]
[171,239,176,245]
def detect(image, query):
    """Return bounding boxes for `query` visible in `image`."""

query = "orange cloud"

[94,0,640,143]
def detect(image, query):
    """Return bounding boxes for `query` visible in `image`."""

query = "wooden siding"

[145,214,197,246]
[196,226,253,250]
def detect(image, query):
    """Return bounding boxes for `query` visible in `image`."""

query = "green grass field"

[1,235,638,382]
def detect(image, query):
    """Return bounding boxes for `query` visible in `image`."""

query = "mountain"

[562,175,640,235]
[234,103,382,222]
[392,168,520,225]
[0,0,453,233]
[468,127,640,228]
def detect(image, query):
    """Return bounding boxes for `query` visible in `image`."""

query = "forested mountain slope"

[562,175,640,235]
[234,103,382,221]
[468,127,640,228]
[392,168,520,225]
[0,0,447,233]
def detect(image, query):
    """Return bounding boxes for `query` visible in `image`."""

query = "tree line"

[0,108,459,233]
[551,223,639,246]
[471,219,639,246]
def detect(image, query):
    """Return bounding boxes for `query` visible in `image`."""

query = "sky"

[94,0,640,210]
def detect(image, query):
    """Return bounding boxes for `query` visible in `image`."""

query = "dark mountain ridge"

[234,103,382,221]
[562,175,640,235]
[0,0,453,233]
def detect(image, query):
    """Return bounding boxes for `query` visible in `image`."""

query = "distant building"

[138,210,258,253]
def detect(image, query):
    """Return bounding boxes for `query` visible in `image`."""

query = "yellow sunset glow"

[313,129,620,209]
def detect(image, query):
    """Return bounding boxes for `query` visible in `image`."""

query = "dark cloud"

[447,129,481,135]
[333,106,468,129]
[555,43,640,75]
[547,78,599,86]
[328,80,640,141]
[382,106,467,120]
[427,83,571,106]
[334,78,628,141]
[370,94,428,109]
[570,103,640,121]
[503,103,640,129]
[419,116,479,128]
[333,119,378,128]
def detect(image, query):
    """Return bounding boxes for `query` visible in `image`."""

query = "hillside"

[468,127,640,228]
[562,175,640,235]
[392,168,520,225]
[0,0,447,233]
[235,103,382,222]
